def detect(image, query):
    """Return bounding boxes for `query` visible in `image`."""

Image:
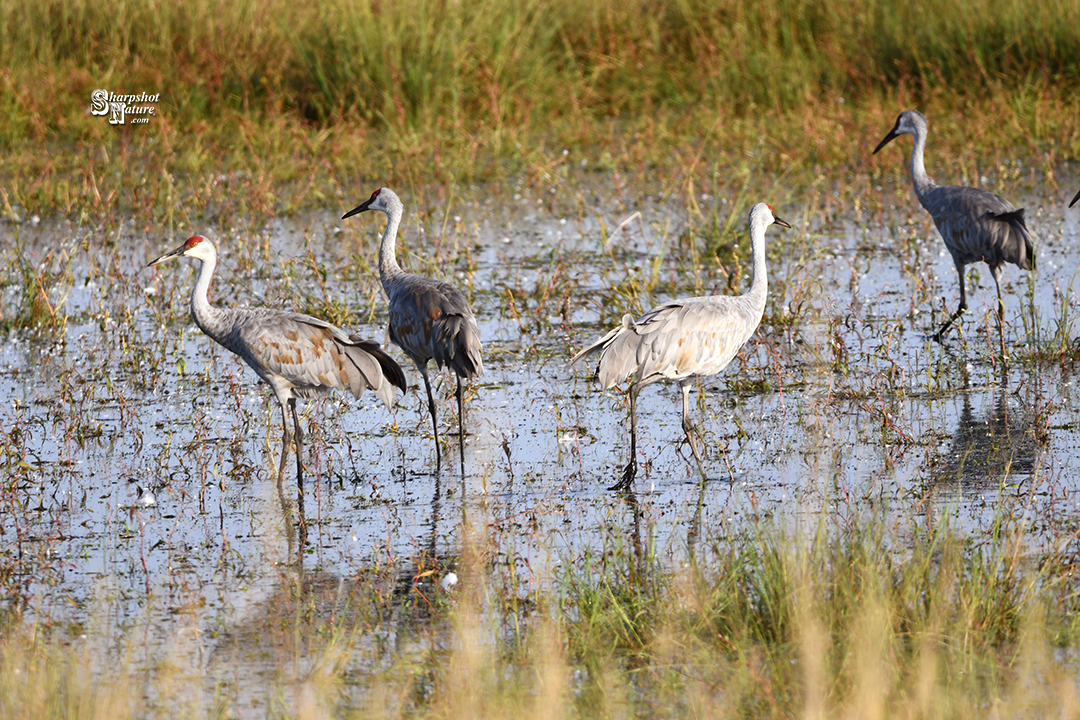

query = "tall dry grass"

[3,506,1080,718]
[0,0,1078,220]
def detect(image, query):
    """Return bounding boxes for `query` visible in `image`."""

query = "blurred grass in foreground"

[0,0,1078,222]
[2,503,1080,718]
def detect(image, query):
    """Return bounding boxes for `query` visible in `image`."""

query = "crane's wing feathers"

[925,186,1035,271]
[386,275,483,379]
[227,309,403,407]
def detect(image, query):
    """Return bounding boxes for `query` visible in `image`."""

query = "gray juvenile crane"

[873,110,1035,342]
[342,188,484,471]
[148,235,407,486]
[571,203,790,491]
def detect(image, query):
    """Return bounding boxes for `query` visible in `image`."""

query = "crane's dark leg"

[932,260,968,342]
[419,367,442,470]
[610,383,641,492]
[289,398,305,489]
[456,375,466,477]
[278,400,293,479]
[680,381,707,481]
[991,264,1007,357]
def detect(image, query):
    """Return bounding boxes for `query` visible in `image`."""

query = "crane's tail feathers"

[988,208,1035,271]
[568,342,601,368]
[432,315,484,379]
[569,315,640,388]
[569,325,622,368]
[344,335,408,406]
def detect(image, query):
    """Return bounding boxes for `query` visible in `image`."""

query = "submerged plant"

[0,247,71,336]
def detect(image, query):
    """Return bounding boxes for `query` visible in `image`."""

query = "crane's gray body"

[915,185,1033,272]
[148,235,406,484]
[874,110,1035,339]
[572,203,788,490]
[572,292,764,393]
[382,272,483,382]
[343,187,483,469]
[203,305,405,407]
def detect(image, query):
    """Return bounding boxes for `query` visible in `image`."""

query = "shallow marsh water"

[2,176,1080,711]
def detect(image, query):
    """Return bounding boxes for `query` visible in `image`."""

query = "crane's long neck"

[189,254,226,342]
[378,204,405,286]
[747,219,768,303]
[909,128,937,202]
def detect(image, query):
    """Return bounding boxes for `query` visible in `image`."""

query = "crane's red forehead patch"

[370,189,381,201]
[766,204,773,211]
[185,235,204,248]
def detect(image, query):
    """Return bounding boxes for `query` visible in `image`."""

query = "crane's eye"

[186,236,203,248]
[371,189,381,201]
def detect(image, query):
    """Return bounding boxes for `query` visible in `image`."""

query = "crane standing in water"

[873,110,1036,343]
[343,188,484,473]
[148,235,407,487]
[571,203,790,491]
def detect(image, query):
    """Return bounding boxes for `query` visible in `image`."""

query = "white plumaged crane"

[343,188,483,473]
[873,110,1035,342]
[571,202,790,491]
[148,235,407,486]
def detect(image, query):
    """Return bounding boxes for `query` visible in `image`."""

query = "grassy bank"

[1,0,1079,222]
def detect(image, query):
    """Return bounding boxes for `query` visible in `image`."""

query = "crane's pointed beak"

[342,198,374,220]
[873,125,900,155]
[772,215,791,229]
[1071,188,1080,208]
[147,243,187,268]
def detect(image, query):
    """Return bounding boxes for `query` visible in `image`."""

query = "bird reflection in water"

[928,363,1044,498]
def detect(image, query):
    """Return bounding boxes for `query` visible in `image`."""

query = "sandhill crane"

[148,235,407,487]
[1071,189,1079,208]
[873,110,1035,342]
[342,188,484,472]
[571,203,790,491]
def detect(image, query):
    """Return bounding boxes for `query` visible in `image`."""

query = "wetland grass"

[0,0,1078,222]
[2,500,1080,718]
